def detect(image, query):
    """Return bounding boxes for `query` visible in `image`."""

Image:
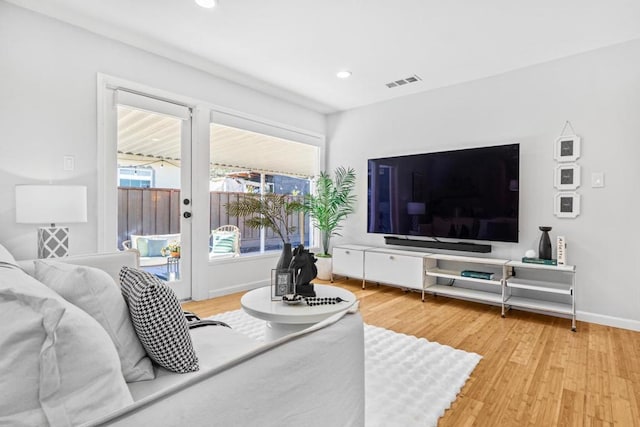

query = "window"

[118,166,154,188]
[209,123,319,255]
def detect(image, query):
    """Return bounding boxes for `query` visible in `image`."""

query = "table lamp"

[15,185,88,258]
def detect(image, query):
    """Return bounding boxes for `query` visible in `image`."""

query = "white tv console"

[332,245,577,331]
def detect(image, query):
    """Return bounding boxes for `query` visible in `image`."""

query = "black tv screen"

[367,143,519,242]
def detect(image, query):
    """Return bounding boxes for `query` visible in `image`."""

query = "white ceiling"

[8,0,640,113]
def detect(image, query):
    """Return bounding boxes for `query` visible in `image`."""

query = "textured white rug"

[209,309,481,427]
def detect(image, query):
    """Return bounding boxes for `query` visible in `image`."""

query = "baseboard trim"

[206,279,269,299]
[577,310,640,332]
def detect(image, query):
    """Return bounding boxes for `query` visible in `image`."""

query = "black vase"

[276,243,293,270]
[538,226,552,260]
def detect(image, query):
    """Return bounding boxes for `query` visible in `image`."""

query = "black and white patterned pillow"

[119,266,198,373]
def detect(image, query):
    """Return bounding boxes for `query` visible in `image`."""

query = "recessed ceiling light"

[195,0,218,8]
[336,70,352,79]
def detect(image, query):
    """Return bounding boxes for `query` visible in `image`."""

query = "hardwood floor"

[182,278,640,427]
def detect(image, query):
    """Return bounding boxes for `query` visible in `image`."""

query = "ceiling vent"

[385,74,422,89]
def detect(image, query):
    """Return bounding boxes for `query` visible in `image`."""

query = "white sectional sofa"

[0,246,365,427]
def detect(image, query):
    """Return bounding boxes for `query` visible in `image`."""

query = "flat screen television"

[367,143,520,243]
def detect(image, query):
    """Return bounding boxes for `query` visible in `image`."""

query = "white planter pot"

[315,256,332,281]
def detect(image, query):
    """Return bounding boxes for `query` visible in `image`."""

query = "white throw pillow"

[119,266,199,373]
[0,270,133,426]
[35,260,155,382]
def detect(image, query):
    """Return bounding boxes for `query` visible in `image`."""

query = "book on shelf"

[522,257,558,266]
[460,270,494,280]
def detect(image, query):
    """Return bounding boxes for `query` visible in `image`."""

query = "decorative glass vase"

[538,226,552,260]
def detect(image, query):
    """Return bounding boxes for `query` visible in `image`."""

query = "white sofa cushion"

[0,269,133,426]
[119,266,199,373]
[34,260,155,382]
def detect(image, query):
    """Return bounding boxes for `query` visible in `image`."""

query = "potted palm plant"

[304,166,356,280]
[225,193,304,268]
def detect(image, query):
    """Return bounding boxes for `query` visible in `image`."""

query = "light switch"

[63,156,75,171]
[591,172,604,188]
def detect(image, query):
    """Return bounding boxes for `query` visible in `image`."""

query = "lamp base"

[38,226,69,258]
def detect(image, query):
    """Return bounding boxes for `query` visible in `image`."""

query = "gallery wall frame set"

[553,128,581,218]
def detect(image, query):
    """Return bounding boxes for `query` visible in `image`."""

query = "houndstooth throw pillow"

[119,266,198,373]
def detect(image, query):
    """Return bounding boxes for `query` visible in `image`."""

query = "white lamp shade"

[407,202,426,215]
[16,185,88,224]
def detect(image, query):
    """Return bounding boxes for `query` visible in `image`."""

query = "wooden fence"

[117,187,307,252]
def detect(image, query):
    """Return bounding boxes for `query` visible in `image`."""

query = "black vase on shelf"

[275,243,293,270]
[538,226,552,260]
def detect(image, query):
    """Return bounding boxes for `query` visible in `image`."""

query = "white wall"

[0,2,324,296]
[327,39,640,330]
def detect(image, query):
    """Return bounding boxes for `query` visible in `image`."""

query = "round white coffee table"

[241,284,357,341]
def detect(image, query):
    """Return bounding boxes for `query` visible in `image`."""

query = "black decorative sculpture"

[288,244,317,297]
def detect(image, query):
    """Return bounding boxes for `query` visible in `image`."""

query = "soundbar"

[384,236,492,253]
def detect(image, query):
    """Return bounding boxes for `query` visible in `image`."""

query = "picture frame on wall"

[554,135,581,162]
[554,163,581,190]
[554,192,581,218]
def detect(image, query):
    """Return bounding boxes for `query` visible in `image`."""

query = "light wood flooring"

[182,278,640,427]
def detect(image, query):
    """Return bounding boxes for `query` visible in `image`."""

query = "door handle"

[183,198,191,205]
[183,212,192,219]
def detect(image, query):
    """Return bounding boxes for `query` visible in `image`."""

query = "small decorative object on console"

[522,257,558,266]
[557,236,567,266]
[538,226,552,260]
[460,270,494,280]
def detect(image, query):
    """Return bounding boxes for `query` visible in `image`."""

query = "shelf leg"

[361,278,366,290]
[571,272,576,331]
[421,289,425,302]
[500,278,506,318]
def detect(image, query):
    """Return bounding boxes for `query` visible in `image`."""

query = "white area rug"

[209,309,482,427]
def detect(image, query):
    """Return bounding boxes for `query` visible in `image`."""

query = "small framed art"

[271,269,295,301]
[554,163,581,190]
[554,135,581,162]
[554,192,581,218]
